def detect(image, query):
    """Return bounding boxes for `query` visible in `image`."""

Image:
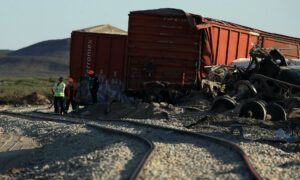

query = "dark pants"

[65,97,77,112]
[54,97,64,114]
[90,89,98,104]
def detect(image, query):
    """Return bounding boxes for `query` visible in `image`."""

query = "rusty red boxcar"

[126,9,201,89]
[202,18,300,66]
[69,24,127,82]
[126,8,300,90]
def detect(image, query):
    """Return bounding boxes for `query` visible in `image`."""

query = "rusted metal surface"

[261,36,300,59]
[126,9,201,89]
[201,18,300,73]
[69,26,127,82]
[202,23,259,66]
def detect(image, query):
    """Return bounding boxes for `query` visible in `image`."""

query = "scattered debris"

[230,124,243,137]
[258,128,300,144]
[276,128,292,140]
[185,116,209,128]
[239,100,267,120]
[207,47,300,121]
[201,65,240,97]
[77,101,184,120]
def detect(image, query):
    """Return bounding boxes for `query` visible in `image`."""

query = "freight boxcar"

[126,8,300,90]
[69,24,127,103]
[126,9,201,90]
[201,17,300,70]
[69,24,127,82]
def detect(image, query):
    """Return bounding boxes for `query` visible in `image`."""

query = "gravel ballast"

[0,113,148,179]
[2,105,300,179]
[23,109,254,179]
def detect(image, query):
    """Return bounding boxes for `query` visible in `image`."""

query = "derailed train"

[69,8,300,104]
[205,47,300,121]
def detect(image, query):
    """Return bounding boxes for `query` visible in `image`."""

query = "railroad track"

[2,109,262,180]
[0,111,154,180]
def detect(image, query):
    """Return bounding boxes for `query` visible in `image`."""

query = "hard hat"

[68,78,73,82]
[89,70,94,75]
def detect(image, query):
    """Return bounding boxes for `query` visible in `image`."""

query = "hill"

[0,50,13,57]
[0,56,68,77]
[0,38,69,77]
[8,38,70,59]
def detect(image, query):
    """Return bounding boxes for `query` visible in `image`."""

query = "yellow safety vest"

[54,82,65,97]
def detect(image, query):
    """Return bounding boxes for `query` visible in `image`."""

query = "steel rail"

[0,111,154,180]
[30,110,262,180]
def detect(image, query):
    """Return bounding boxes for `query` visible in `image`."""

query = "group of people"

[53,70,99,114]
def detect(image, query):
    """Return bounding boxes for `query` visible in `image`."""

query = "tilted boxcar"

[126,9,201,90]
[69,24,128,103]
[69,24,127,82]
[126,8,300,90]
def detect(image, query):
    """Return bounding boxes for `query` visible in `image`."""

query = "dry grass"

[0,77,66,105]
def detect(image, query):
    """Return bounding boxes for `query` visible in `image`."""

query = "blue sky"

[0,0,299,50]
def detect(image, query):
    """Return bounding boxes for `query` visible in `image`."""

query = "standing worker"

[53,77,65,114]
[88,70,99,104]
[64,78,77,113]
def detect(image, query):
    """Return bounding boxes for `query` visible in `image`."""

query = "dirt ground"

[0,133,41,175]
[0,92,50,107]
[22,92,50,105]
